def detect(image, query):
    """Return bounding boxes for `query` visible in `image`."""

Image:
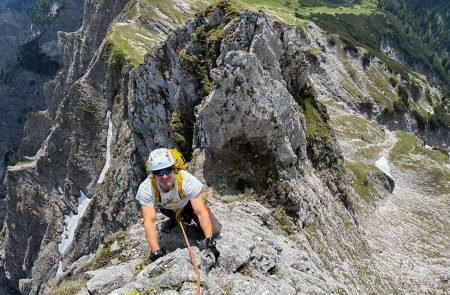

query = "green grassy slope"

[106,0,212,67]
[389,131,450,195]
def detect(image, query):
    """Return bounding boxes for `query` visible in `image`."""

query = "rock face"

[2,0,130,293]
[1,1,448,295]
[93,204,351,295]
[0,0,85,232]
[0,1,42,205]
[195,39,306,185]
[0,3,29,68]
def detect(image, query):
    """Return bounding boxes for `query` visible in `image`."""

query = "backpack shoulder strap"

[150,177,160,203]
[151,174,184,203]
[176,172,186,200]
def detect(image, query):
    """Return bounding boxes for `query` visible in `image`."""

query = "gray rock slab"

[85,259,142,294]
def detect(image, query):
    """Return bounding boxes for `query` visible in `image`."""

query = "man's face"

[154,166,175,189]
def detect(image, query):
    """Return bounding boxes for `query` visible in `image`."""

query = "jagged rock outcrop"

[82,203,351,295]
[3,0,131,293]
[2,1,448,295]
[194,19,307,184]
[44,0,128,119]
[36,0,85,66]
[128,19,200,158]
[0,0,85,233]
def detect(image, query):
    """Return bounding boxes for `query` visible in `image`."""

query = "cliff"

[0,0,85,232]
[1,1,449,294]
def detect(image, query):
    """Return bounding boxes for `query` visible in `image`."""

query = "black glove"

[203,237,220,263]
[150,249,166,261]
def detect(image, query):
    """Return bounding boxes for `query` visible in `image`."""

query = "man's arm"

[190,193,213,238]
[141,205,160,252]
[190,193,220,263]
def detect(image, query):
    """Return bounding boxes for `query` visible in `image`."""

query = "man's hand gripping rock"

[201,236,220,272]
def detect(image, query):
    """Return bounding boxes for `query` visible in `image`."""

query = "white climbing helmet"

[148,148,175,171]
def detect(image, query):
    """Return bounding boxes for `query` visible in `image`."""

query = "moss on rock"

[90,246,111,270]
[272,206,296,235]
[302,98,334,139]
[294,86,333,140]
[309,47,324,59]
[49,279,87,295]
[169,110,188,153]
[105,230,128,245]
[80,97,97,116]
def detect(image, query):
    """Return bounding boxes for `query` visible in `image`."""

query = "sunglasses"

[153,166,174,177]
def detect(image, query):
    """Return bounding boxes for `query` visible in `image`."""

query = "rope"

[178,220,201,295]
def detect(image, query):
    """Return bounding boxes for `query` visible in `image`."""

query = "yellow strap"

[149,172,185,204]
[176,172,186,200]
[150,177,160,203]
[174,172,186,221]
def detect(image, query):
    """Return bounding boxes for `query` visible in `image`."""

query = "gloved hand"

[203,237,220,263]
[150,249,166,262]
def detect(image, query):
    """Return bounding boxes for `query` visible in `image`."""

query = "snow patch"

[56,261,63,277]
[49,2,59,16]
[57,185,64,195]
[98,111,112,184]
[375,157,393,179]
[58,191,92,254]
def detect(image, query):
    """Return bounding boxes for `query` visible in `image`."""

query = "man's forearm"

[197,212,213,238]
[144,221,160,252]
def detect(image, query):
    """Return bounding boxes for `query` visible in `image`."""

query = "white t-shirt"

[135,170,203,209]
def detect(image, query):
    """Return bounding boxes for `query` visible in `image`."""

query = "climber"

[136,148,221,264]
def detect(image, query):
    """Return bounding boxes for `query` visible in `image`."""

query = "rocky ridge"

[1,1,449,295]
[0,0,85,231]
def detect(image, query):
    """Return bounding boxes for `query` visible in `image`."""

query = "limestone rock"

[110,241,121,254]
[2,2,448,295]
[85,259,142,294]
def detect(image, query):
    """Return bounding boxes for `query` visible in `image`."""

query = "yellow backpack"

[148,148,186,203]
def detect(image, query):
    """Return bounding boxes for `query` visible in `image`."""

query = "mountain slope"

[0,1,449,294]
[379,0,449,90]
[0,0,85,231]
